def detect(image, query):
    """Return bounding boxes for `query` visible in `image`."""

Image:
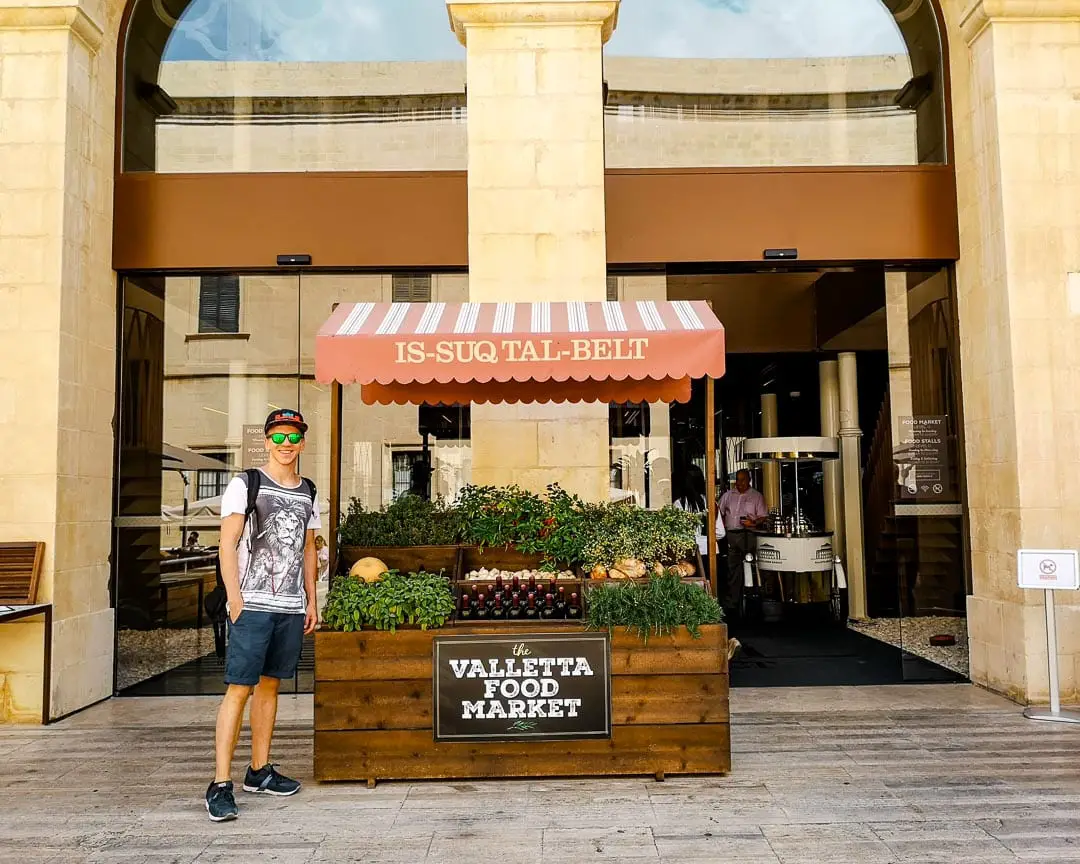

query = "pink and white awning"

[316,300,725,405]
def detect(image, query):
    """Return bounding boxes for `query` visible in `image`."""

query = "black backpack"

[204,469,318,624]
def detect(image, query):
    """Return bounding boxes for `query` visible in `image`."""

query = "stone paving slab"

[3,686,1080,863]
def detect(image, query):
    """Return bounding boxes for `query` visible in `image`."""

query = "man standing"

[205,409,320,822]
[718,469,768,618]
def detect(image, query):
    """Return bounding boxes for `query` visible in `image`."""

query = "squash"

[678,561,696,577]
[349,557,388,583]
[590,564,608,581]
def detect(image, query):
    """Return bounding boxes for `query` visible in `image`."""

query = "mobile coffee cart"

[313,300,731,784]
[742,436,846,622]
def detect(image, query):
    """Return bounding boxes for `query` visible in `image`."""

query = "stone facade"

[1,0,1080,721]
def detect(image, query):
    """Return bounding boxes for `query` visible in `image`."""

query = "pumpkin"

[678,561,696,577]
[349,557,388,583]
[590,564,608,581]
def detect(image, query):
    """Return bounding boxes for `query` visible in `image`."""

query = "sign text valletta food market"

[433,632,612,742]
[395,337,651,365]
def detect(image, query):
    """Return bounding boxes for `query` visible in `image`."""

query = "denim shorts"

[224,610,305,686]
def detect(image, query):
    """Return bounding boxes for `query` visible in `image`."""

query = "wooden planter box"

[340,545,461,578]
[314,623,730,783]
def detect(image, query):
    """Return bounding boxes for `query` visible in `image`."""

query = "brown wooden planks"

[340,546,461,577]
[315,625,729,681]
[315,723,731,782]
[0,541,44,604]
[316,673,728,732]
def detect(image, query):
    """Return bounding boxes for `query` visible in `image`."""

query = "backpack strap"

[243,468,262,547]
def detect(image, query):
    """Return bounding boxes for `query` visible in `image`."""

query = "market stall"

[313,300,730,784]
[742,436,846,622]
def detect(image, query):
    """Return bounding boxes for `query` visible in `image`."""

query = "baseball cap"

[264,408,308,435]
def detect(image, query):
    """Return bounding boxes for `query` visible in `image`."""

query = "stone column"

[954,0,1080,704]
[885,272,914,444]
[839,352,867,620]
[0,2,119,722]
[819,360,843,555]
[447,0,618,501]
[760,393,780,511]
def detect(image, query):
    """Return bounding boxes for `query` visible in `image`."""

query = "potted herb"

[322,570,455,633]
[338,495,463,575]
[585,572,723,643]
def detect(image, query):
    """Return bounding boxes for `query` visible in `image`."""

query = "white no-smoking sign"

[1017,549,1080,590]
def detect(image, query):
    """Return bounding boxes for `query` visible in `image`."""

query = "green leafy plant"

[455,484,548,550]
[339,494,463,547]
[578,503,698,567]
[584,573,723,643]
[322,570,455,633]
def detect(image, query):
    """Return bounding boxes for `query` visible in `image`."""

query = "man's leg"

[725,533,746,615]
[250,675,280,771]
[215,684,253,782]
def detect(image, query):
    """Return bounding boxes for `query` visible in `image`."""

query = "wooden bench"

[0,542,45,605]
[0,542,52,723]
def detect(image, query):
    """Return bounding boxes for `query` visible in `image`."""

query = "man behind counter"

[718,469,768,618]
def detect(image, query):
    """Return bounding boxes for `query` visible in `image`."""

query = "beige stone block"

[0,475,58,525]
[470,418,539,469]
[536,47,601,97]
[537,415,608,469]
[0,670,43,723]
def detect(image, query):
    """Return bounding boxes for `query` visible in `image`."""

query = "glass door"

[114,273,301,694]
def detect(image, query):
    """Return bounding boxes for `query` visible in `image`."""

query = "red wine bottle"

[459,594,473,621]
[540,593,557,620]
[555,586,567,618]
[567,592,583,620]
[508,593,523,620]
[547,578,558,598]
[475,593,489,620]
[511,575,521,594]
[491,594,506,620]
[494,575,504,594]
[524,592,539,620]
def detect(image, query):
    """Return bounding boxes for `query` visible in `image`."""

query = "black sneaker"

[243,763,301,796]
[205,781,239,822]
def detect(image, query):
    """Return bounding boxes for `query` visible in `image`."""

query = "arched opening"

[606,0,948,166]
[122,0,465,172]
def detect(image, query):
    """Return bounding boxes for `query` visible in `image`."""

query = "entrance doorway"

[613,264,970,686]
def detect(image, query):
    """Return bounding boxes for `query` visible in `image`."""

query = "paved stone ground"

[3,685,1080,863]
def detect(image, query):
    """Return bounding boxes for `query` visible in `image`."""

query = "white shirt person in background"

[717,469,768,617]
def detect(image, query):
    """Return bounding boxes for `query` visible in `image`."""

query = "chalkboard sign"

[433,632,612,742]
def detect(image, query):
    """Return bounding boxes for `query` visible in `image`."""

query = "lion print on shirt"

[246,500,308,596]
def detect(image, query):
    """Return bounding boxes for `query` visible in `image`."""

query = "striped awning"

[315,300,725,405]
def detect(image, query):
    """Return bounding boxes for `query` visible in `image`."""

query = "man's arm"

[219,513,246,623]
[303,529,318,634]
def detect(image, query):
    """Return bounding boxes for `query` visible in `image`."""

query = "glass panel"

[882,268,969,681]
[114,273,301,694]
[605,0,947,167]
[123,0,466,173]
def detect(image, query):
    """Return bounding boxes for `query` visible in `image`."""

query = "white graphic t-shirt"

[220,470,322,615]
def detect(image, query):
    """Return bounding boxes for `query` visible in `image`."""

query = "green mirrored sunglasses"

[269,432,304,445]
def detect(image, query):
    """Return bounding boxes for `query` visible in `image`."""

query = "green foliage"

[322,570,455,633]
[455,484,548,550]
[584,573,723,643]
[337,484,698,569]
[578,503,699,566]
[338,494,463,547]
